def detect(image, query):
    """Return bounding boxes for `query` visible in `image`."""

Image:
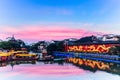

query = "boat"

[0,50,38,62]
[0,53,10,62]
[9,51,38,60]
[12,53,38,60]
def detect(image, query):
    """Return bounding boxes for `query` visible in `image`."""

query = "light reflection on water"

[0,60,120,80]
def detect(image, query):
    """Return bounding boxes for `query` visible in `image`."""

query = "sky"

[0,0,120,42]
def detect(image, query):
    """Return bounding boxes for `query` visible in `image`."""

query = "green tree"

[47,43,57,55]
[0,35,27,51]
[112,36,120,55]
[46,41,65,55]
[56,41,65,51]
[0,41,11,49]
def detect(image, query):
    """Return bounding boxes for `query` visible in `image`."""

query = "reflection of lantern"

[78,59,83,65]
[68,58,110,70]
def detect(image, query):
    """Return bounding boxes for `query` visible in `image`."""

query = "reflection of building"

[0,62,8,67]
[67,58,120,75]
[68,58,110,70]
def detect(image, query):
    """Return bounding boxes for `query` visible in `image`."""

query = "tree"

[56,41,65,51]
[109,46,120,55]
[109,46,117,55]
[46,41,65,55]
[47,43,57,55]
[17,39,26,47]
[0,41,11,49]
[0,35,27,51]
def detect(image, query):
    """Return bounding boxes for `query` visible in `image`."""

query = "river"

[0,59,120,80]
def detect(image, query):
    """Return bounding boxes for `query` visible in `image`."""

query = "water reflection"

[0,60,120,80]
[0,61,36,68]
[67,58,120,75]
[0,60,85,76]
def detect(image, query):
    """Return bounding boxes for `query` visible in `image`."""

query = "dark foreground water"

[0,60,120,80]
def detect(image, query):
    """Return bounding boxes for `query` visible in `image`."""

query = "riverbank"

[53,51,120,64]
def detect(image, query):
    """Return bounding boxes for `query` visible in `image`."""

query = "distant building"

[102,35,119,42]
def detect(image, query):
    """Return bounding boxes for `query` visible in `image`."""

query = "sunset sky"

[0,0,120,42]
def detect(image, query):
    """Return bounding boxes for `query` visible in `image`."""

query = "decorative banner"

[66,44,119,53]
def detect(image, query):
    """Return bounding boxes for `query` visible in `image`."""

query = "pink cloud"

[0,25,103,42]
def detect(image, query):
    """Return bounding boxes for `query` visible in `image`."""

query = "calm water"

[0,60,120,80]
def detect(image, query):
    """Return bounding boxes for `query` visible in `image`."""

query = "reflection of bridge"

[53,50,120,75]
[53,52,120,64]
[67,58,120,75]
[0,58,120,75]
[68,58,110,70]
